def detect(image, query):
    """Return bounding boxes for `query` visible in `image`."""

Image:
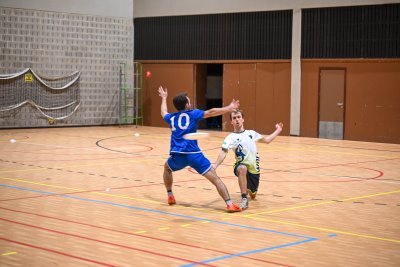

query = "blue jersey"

[164,109,204,154]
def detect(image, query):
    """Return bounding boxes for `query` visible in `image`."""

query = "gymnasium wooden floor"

[0,126,399,267]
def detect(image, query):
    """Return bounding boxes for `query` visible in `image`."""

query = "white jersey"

[221,130,263,174]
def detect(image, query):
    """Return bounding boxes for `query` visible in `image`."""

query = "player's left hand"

[276,122,283,131]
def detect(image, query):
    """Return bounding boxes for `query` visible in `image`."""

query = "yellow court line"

[1,251,18,256]
[250,217,400,243]
[1,177,83,191]
[341,190,400,201]
[245,189,400,217]
[0,168,47,173]
[245,201,336,216]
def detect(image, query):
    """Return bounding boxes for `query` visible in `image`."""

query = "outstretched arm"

[158,86,168,118]
[203,99,240,119]
[212,149,228,170]
[261,123,283,144]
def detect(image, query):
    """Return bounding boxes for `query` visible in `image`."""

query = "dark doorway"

[205,64,223,130]
[195,64,223,130]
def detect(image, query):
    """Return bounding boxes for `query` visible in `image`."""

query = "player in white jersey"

[213,110,283,210]
[158,86,242,212]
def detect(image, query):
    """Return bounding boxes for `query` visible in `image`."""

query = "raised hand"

[158,86,168,98]
[275,122,283,131]
[228,99,240,111]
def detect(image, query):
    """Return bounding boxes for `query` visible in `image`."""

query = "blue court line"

[180,238,316,267]
[0,183,318,265]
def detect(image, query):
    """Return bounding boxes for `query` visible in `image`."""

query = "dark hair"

[173,92,188,111]
[230,109,244,120]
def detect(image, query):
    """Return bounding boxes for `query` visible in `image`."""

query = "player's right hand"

[158,86,168,98]
[228,99,240,111]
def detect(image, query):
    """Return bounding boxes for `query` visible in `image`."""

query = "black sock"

[167,190,173,196]
[241,193,247,199]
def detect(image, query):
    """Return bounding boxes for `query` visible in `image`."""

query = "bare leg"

[236,165,248,196]
[163,162,176,205]
[204,168,241,212]
[236,165,249,209]
[203,168,231,201]
[163,162,173,190]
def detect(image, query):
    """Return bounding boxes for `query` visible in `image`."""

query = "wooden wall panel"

[300,63,320,137]
[345,62,400,143]
[267,63,291,135]
[222,64,256,131]
[301,60,400,144]
[222,64,240,131]
[142,64,194,127]
[141,60,399,144]
[223,63,290,135]
[238,64,257,130]
[255,63,275,134]
[256,63,291,135]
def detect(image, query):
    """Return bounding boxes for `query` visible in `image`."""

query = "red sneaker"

[226,203,242,213]
[168,195,176,205]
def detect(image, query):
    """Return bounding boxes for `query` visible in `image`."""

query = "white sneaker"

[241,198,248,210]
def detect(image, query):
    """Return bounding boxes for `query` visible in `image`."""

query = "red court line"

[0,206,294,267]
[0,236,117,267]
[0,217,217,267]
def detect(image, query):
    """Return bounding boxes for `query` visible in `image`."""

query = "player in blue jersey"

[158,86,242,212]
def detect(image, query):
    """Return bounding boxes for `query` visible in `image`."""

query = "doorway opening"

[196,64,223,130]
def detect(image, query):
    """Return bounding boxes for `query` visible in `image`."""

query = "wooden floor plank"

[0,126,399,267]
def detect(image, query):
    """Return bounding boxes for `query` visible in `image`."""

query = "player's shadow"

[144,193,225,212]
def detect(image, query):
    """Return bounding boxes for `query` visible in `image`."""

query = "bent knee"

[237,165,248,175]
[164,162,172,173]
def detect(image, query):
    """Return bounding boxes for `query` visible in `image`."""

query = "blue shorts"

[167,153,212,175]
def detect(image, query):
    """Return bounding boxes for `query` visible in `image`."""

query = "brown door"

[318,69,346,139]
[223,64,256,131]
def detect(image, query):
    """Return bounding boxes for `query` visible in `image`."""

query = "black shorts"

[234,164,260,193]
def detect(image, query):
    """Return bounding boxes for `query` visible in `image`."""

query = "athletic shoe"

[168,195,176,205]
[247,189,257,200]
[226,203,242,213]
[241,198,249,210]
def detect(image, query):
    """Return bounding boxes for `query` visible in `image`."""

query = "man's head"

[230,109,244,130]
[173,93,191,111]
[230,109,244,120]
